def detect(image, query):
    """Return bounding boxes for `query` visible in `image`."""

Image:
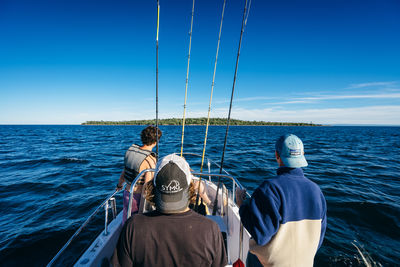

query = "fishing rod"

[213,0,251,216]
[219,0,251,173]
[156,0,160,158]
[180,0,196,157]
[194,0,227,212]
[199,0,226,173]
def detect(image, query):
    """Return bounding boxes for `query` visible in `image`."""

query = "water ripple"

[0,125,399,266]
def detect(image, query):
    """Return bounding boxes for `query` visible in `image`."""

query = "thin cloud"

[348,81,397,89]
[266,93,400,105]
[268,100,315,105]
[301,93,400,100]
[213,84,400,106]
[226,105,400,125]
[235,96,275,102]
[213,96,275,104]
[183,105,400,125]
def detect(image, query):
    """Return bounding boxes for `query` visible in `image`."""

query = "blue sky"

[1,0,399,125]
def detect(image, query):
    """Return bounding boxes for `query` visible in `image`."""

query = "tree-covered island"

[82,118,321,126]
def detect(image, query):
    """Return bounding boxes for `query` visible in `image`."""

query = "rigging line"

[156,0,160,158]
[213,0,251,215]
[180,0,196,157]
[219,0,250,174]
[195,0,227,212]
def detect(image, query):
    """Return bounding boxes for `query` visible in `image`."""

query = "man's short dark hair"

[141,126,162,145]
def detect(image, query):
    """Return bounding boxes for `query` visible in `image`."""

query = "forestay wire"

[213,0,251,216]
[156,0,160,158]
[195,0,227,212]
[180,0,196,157]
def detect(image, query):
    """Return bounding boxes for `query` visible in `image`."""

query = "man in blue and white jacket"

[236,134,327,267]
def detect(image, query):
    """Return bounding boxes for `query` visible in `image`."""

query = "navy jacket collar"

[277,167,304,176]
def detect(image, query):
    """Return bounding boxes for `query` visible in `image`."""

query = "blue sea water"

[0,125,399,266]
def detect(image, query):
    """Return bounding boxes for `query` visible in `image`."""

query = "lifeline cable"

[213,0,251,215]
[180,0,196,157]
[194,0,227,212]
[156,0,160,157]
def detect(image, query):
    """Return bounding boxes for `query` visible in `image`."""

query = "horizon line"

[1,123,399,127]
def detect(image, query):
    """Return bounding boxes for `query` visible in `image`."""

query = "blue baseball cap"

[275,134,308,168]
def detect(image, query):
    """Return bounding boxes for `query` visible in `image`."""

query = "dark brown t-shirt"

[113,210,227,267]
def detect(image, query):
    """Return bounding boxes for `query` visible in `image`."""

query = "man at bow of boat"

[116,125,162,223]
[236,134,327,267]
[113,153,228,267]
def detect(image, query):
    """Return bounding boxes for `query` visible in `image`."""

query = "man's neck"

[158,207,190,215]
[140,144,155,151]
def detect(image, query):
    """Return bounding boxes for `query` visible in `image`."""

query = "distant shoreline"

[81,118,322,127]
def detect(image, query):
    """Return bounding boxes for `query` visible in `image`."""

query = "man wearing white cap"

[113,154,227,267]
[236,134,327,267]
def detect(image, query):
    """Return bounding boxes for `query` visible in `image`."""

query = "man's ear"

[275,151,284,166]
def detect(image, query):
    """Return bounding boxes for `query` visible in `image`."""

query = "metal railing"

[47,190,120,266]
[181,152,232,176]
[126,169,155,220]
[191,172,251,203]
[104,197,117,235]
[182,152,251,198]
[126,169,249,219]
